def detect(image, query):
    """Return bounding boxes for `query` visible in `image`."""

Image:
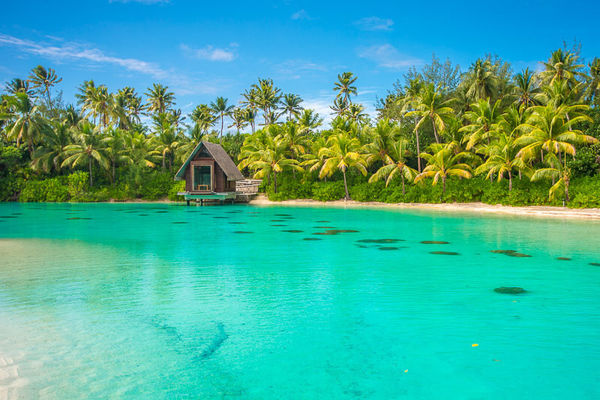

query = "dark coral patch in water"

[274,214,292,217]
[314,229,359,235]
[138,214,149,216]
[12,213,22,215]
[67,217,92,220]
[271,224,287,227]
[590,262,600,266]
[494,287,527,294]
[282,229,303,233]
[490,249,531,257]
[378,247,400,251]
[303,238,322,241]
[172,221,188,224]
[557,257,572,261]
[212,216,228,219]
[228,222,246,224]
[0,216,18,219]
[155,210,168,213]
[233,231,253,234]
[420,240,450,244]
[316,220,330,223]
[430,251,460,255]
[314,226,336,229]
[357,239,403,244]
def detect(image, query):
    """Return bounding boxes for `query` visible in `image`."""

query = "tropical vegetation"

[2,44,600,207]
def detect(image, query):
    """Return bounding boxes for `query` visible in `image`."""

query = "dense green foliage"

[2,46,600,207]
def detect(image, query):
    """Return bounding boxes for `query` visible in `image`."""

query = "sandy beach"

[248,195,600,221]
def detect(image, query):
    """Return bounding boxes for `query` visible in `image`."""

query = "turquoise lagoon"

[0,202,599,399]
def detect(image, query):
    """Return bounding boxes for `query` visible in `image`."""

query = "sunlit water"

[1,202,599,399]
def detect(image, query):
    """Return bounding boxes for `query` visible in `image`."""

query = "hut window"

[193,165,212,191]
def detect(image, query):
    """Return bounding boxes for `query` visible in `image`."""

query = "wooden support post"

[186,200,190,206]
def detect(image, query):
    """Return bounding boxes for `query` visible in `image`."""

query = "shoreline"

[248,196,600,221]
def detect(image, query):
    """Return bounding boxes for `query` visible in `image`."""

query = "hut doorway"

[193,165,212,192]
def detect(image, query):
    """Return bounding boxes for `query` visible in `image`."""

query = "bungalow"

[175,141,245,204]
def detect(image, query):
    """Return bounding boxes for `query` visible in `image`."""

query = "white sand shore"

[248,195,600,221]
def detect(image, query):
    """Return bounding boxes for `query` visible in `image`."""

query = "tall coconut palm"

[28,65,62,109]
[462,59,499,101]
[318,132,367,200]
[241,87,260,133]
[115,87,143,126]
[363,118,399,165]
[414,142,474,194]
[151,113,182,170]
[296,109,323,133]
[4,78,34,96]
[252,78,281,126]
[475,133,528,191]
[63,105,82,128]
[190,104,216,137]
[281,93,303,121]
[145,83,175,115]
[61,121,109,187]
[346,103,369,126]
[516,104,597,163]
[31,121,72,173]
[238,131,301,193]
[368,138,417,195]
[333,72,358,103]
[406,83,455,144]
[228,107,248,134]
[586,58,600,104]
[330,96,349,117]
[210,97,234,142]
[459,99,503,150]
[101,126,128,183]
[513,68,543,108]
[4,92,48,155]
[541,48,585,87]
[530,153,572,202]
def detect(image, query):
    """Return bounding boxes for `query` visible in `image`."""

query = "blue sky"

[1,0,599,126]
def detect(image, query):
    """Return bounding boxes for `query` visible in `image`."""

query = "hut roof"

[174,141,244,181]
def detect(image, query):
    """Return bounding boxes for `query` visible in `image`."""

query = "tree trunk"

[565,177,570,202]
[508,170,513,191]
[273,171,277,193]
[431,117,440,144]
[401,174,405,195]
[415,128,422,172]
[89,158,93,187]
[442,175,446,194]
[342,169,350,200]
[220,115,224,144]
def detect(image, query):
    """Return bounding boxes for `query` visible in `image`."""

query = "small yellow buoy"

[472,343,479,347]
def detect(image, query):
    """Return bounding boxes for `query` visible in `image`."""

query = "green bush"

[138,171,174,200]
[311,181,345,201]
[68,171,90,199]
[19,177,69,202]
[169,181,186,201]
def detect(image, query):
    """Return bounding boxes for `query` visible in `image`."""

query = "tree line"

[1,44,600,204]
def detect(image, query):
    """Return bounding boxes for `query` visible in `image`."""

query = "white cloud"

[0,33,168,79]
[358,44,422,69]
[354,17,394,31]
[274,59,327,79]
[180,44,237,62]
[291,9,312,20]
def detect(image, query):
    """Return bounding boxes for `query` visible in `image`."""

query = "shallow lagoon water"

[1,202,600,399]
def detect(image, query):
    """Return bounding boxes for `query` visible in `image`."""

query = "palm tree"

[516,104,597,163]
[115,87,143,126]
[346,103,369,126]
[190,104,216,137]
[363,118,399,165]
[368,138,417,195]
[210,97,234,142]
[4,92,48,155]
[296,109,323,133]
[406,83,455,144]
[475,133,528,191]
[281,122,309,159]
[318,132,367,200]
[151,113,182,170]
[241,88,260,133]
[459,99,503,150]
[530,153,572,202]
[586,58,600,104]
[252,78,281,126]
[28,65,62,109]
[101,126,128,183]
[61,121,109,187]
[333,72,358,103]
[330,96,349,117]
[281,93,303,121]
[513,68,543,108]
[63,105,82,128]
[463,59,499,101]
[414,142,474,194]
[541,48,585,87]
[238,130,301,193]
[31,121,72,173]
[145,83,175,115]
[4,78,34,96]
[228,107,248,134]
